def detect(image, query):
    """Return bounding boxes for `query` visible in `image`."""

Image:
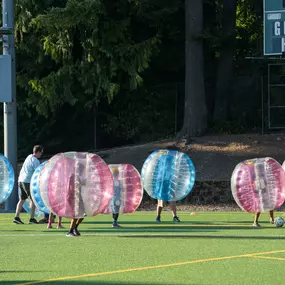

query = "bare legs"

[30,200,35,219]
[170,202,177,217]
[14,199,36,221]
[253,210,274,227]
[47,212,63,229]
[156,205,163,220]
[156,201,180,222]
[15,199,25,218]
[269,210,274,223]
[67,218,84,236]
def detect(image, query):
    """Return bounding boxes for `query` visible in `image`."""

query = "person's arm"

[32,158,40,172]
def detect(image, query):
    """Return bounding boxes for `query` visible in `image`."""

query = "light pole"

[1,0,18,211]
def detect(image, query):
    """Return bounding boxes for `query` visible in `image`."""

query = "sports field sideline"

[1,211,285,285]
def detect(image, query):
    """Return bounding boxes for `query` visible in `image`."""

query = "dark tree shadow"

[0,271,47,273]
[121,234,285,240]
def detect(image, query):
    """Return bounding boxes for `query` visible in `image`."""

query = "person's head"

[33,145,44,158]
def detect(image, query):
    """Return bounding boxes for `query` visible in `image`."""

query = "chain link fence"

[99,76,273,148]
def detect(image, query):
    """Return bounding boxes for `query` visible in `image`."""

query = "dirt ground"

[2,133,285,212]
[96,133,285,212]
[98,133,285,181]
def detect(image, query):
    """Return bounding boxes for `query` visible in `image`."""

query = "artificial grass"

[1,211,285,285]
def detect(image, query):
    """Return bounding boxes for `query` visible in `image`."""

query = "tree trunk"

[213,0,237,121]
[177,0,207,141]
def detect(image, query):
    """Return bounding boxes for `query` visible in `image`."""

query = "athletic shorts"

[157,200,176,207]
[18,182,31,200]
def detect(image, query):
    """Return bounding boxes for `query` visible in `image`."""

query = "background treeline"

[0,0,281,157]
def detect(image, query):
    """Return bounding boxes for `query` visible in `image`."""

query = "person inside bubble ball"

[253,210,274,227]
[111,167,122,228]
[13,145,44,225]
[152,145,182,223]
[66,161,86,237]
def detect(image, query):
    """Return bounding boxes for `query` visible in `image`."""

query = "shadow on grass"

[45,228,219,234]
[0,229,63,233]
[0,280,207,285]
[85,225,260,231]
[0,271,47,274]
[83,220,236,225]
[1,224,259,234]
[220,221,277,224]
[0,229,38,232]
[83,220,266,230]
[86,226,220,233]
[181,221,252,224]
[121,234,285,240]
[83,221,176,225]
[0,228,218,234]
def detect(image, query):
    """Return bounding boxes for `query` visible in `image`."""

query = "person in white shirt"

[13,145,44,224]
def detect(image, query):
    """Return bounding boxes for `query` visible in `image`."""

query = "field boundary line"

[250,255,285,261]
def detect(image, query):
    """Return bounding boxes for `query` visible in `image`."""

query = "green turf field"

[1,211,285,285]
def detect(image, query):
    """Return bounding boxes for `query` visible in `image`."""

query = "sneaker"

[57,224,64,229]
[173,216,181,222]
[13,217,24,224]
[47,224,52,229]
[253,222,261,228]
[112,223,121,228]
[29,218,39,224]
[66,232,77,237]
[156,218,161,223]
[270,220,274,224]
[73,229,81,236]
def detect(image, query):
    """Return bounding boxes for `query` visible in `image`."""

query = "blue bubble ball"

[141,149,195,201]
[0,154,15,204]
[30,161,50,214]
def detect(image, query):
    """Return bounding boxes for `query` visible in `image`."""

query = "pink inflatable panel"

[41,152,113,218]
[231,157,285,213]
[103,164,143,214]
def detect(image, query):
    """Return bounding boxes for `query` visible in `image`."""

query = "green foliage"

[103,85,177,142]
[0,0,270,153]
[235,0,263,72]
[27,0,160,115]
[6,0,184,152]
